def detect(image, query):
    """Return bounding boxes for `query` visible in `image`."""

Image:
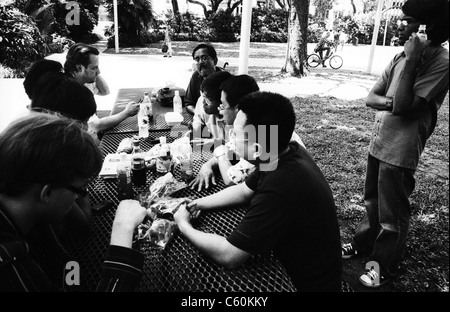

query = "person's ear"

[76,64,83,72]
[40,184,53,204]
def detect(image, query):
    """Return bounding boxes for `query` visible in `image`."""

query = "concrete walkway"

[0,42,403,131]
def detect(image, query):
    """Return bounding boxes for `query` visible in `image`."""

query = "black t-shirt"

[227,142,342,291]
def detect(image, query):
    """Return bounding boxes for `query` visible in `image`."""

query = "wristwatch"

[385,98,393,111]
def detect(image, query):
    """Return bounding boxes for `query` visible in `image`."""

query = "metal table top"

[106,87,193,134]
[64,131,297,292]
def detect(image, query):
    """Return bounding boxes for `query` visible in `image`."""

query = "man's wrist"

[385,98,393,111]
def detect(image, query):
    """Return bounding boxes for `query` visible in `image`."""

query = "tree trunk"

[282,0,309,77]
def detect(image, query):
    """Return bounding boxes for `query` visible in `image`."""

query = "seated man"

[191,71,233,143]
[185,43,225,115]
[63,43,139,135]
[0,112,147,291]
[64,42,110,96]
[190,74,259,191]
[175,91,342,292]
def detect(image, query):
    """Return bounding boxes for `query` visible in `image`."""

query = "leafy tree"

[312,0,334,21]
[283,0,309,77]
[104,0,154,47]
[186,0,242,19]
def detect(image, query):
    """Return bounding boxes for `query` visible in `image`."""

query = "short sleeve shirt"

[369,46,449,169]
[226,142,342,291]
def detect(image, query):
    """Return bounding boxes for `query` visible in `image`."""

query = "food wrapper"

[147,198,187,221]
[136,218,177,249]
[227,158,255,184]
[149,172,187,202]
[117,137,134,154]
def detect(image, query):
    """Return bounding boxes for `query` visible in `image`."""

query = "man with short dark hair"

[185,43,225,115]
[63,43,139,136]
[175,91,342,292]
[341,0,449,288]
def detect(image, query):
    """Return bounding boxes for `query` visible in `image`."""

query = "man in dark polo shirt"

[174,91,342,292]
[184,43,224,115]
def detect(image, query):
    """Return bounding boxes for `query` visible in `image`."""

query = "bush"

[0,6,45,77]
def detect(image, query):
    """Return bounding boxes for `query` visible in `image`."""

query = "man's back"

[228,142,342,291]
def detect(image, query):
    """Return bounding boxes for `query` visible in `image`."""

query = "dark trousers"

[353,154,416,278]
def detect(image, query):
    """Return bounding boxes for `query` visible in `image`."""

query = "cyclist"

[314,29,333,67]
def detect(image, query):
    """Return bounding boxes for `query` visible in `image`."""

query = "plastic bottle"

[138,100,149,138]
[417,24,427,42]
[131,137,146,186]
[156,136,172,176]
[143,91,154,124]
[117,153,133,200]
[179,137,194,181]
[173,90,183,114]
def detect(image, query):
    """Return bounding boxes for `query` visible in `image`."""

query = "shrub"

[0,5,45,77]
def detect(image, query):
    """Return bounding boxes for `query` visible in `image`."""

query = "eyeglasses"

[65,184,89,198]
[397,17,419,27]
[193,55,212,63]
[219,103,232,111]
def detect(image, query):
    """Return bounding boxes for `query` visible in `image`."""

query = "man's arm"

[195,180,254,211]
[175,209,251,268]
[391,34,429,115]
[89,101,139,133]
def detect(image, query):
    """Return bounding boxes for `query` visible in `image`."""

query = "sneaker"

[359,268,390,288]
[322,64,327,68]
[341,243,357,259]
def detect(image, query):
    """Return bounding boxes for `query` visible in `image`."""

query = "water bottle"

[417,24,427,42]
[143,91,154,123]
[173,90,183,114]
[138,102,149,138]
[156,136,172,176]
[131,137,146,186]
[179,137,194,181]
[117,153,133,200]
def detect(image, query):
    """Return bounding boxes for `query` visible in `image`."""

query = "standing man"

[185,43,225,115]
[64,43,139,137]
[341,0,449,288]
[175,92,342,292]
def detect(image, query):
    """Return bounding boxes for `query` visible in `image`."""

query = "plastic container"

[165,112,183,127]
[173,90,183,114]
[117,153,133,200]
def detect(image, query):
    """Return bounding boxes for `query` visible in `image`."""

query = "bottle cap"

[160,136,167,144]
[175,90,180,96]
[144,92,149,96]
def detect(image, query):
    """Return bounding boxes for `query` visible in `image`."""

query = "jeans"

[353,154,415,278]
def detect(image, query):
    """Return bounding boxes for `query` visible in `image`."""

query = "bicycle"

[306,42,343,69]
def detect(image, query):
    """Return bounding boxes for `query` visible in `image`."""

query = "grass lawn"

[104,40,449,292]
[291,95,449,292]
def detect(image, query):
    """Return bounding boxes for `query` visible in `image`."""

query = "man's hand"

[124,101,140,117]
[189,162,217,191]
[110,199,147,248]
[404,32,429,61]
[174,199,201,227]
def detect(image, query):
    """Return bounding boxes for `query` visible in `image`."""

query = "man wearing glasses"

[175,92,343,292]
[0,113,147,291]
[184,43,225,115]
[341,0,449,288]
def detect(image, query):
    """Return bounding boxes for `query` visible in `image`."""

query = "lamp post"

[114,0,119,53]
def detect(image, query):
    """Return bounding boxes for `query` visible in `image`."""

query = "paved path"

[0,42,403,131]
